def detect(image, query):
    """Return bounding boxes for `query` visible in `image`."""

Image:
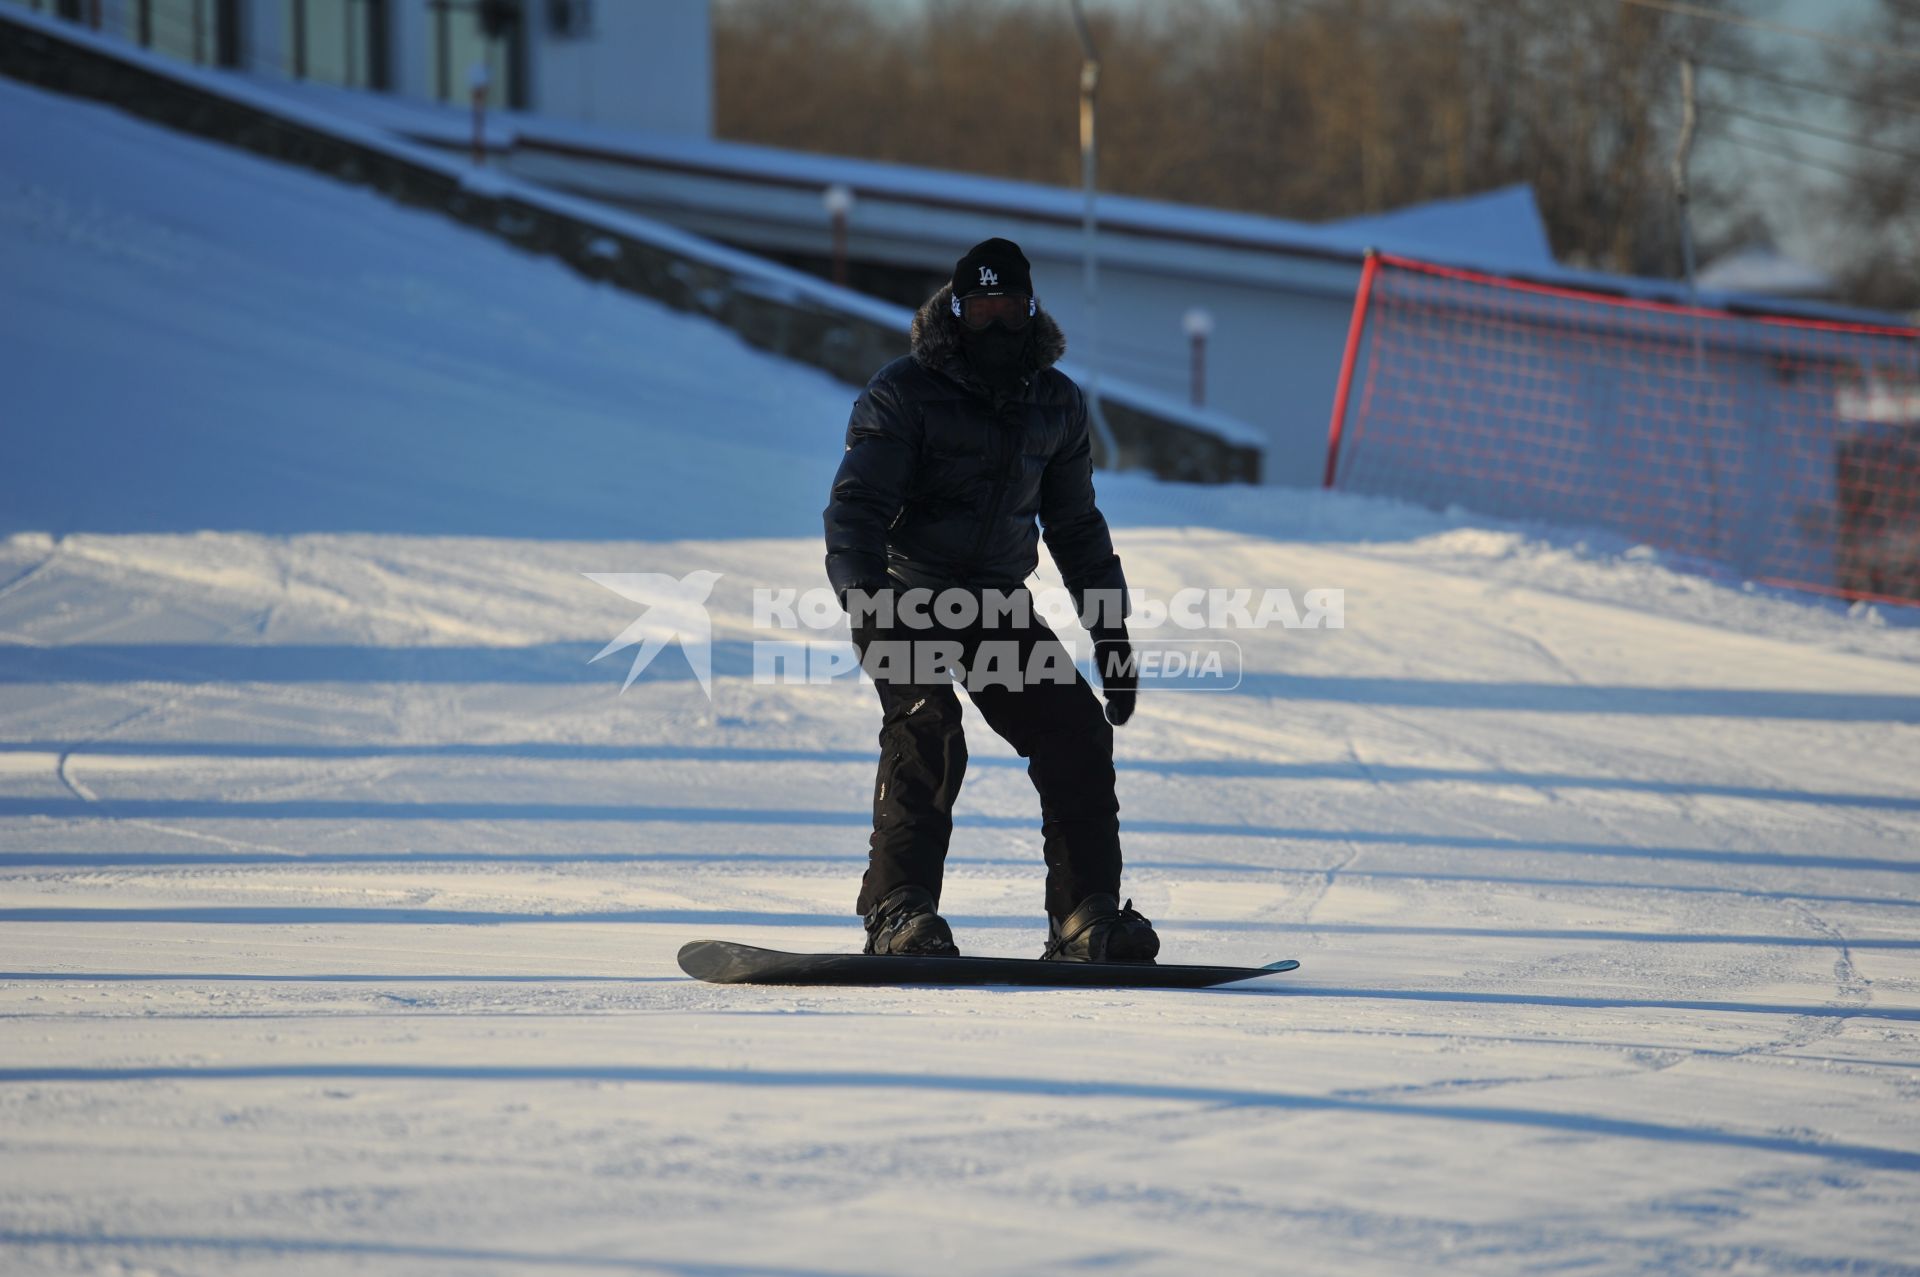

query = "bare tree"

[1821,0,1920,312]
[714,0,1761,281]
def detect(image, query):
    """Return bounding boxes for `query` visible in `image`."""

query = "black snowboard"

[678,940,1298,988]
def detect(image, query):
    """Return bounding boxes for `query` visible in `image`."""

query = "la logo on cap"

[978,266,998,287]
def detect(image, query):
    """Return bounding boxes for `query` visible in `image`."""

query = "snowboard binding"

[1042,894,1160,964]
[862,885,960,957]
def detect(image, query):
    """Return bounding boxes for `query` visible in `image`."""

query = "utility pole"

[1069,0,1122,471]
[1672,53,1699,307]
[1671,50,1723,557]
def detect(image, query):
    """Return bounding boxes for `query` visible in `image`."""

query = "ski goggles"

[951,291,1035,331]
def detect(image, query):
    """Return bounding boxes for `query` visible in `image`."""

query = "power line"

[1721,128,1870,181]
[1707,100,1920,162]
[1697,58,1920,118]
[1612,0,1920,68]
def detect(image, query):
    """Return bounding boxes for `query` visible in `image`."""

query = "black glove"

[1092,627,1137,726]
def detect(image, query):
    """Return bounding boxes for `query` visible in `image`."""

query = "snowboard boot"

[1041,893,1159,964]
[862,885,960,957]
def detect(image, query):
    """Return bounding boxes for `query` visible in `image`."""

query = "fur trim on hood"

[910,282,1068,383]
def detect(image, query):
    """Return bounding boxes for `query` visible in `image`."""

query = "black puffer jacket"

[823,283,1127,615]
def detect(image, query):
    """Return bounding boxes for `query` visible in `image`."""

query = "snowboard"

[677,940,1298,988]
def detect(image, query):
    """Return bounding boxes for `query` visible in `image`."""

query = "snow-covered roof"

[1699,243,1837,299]
[258,79,1906,328]
[248,76,1562,275]
[1325,185,1556,272]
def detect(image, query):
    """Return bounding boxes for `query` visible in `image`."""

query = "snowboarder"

[823,237,1158,964]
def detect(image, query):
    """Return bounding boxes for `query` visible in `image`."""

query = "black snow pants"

[852,590,1121,922]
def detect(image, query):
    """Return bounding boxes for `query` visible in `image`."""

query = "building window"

[544,0,590,38]
[427,0,526,110]
[127,0,243,68]
[288,0,390,90]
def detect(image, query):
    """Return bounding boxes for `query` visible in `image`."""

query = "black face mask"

[960,321,1031,393]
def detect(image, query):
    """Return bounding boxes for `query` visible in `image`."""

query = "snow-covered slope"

[0,73,844,541]
[3,76,1919,1277]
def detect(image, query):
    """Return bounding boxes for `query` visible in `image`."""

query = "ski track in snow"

[2,72,1920,1276]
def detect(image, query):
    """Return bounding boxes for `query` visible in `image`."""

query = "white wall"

[526,0,710,137]
[388,0,430,100]
[489,147,1361,484]
[249,0,285,80]
[1028,258,1358,487]
[224,0,714,134]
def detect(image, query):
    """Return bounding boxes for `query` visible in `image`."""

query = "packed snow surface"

[3,75,1919,1276]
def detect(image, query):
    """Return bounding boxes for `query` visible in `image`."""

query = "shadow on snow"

[3,739,1915,812]
[2,645,1916,721]
[2,906,1917,956]
[1,1065,1916,1172]
[0,797,1911,874]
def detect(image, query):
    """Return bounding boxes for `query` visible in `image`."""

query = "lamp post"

[823,183,854,289]
[468,59,491,167]
[1183,307,1213,409]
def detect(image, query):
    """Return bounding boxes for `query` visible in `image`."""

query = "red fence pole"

[1323,249,1380,489]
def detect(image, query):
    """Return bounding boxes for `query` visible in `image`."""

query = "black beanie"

[952,237,1033,298]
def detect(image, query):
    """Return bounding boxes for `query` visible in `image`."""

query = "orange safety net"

[1326,254,1920,605]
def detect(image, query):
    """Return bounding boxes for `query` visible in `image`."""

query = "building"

[4,0,711,137]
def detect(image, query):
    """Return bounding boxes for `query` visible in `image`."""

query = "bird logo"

[584,570,723,696]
